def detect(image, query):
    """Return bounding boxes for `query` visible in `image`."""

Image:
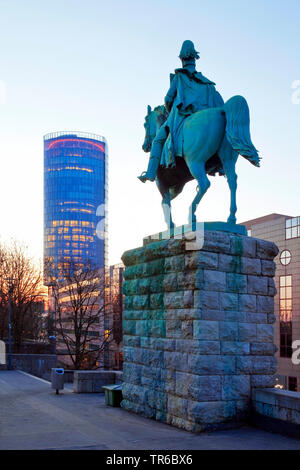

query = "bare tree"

[50,262,112,370]
[105,264,124,369]
[0,241,45,351]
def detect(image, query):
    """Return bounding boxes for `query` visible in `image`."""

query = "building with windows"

[44,131,108,282]
[243,213,300,391]
[104,263,124,370]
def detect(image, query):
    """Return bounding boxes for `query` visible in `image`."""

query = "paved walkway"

[0,370,299,450]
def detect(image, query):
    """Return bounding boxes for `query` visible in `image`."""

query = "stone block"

[201,231,231,254]
[176,339,220,355]
[240,257,261,275]
[177,270,204,290]
[222,375,251,400]
[193,320,219,340]
[226,273,247,293]
[168,395,188,418]
[164,291,184,309]
[123,279,138,296]
[148,337,176,351]
[268,278,277,296]
[238,323,257,342]
[188,400,236,424]
[256,239,279,260]
[149,293,164,309]
[163,273,178,292]
[219,321,239,341]
[175,374,222,401]
[132,294,149,310]
[185,251,218,270]
[238,294,257,312]
[188,355,236,375]
[123,320,136,336]
[230,235,256,258]
[164,351,189,372]
[220,292,238,311]
[123,335,140,347]
[218,254,241,273]
[189,375,222,401]
[245,312,268,324]
[257,295,274,314]
[221,341,250,355]
[194,291,220,310]
[181,320,193,339]
[247,275,268,295]
[251,375,275,389]
[224,311,246,322]
[184,290,194,308]
[164,255,185,273]
[149,275,164,293]
[166,317,182,338]
[256,324,274,343]
[261,260,276,277]
[201,309,225,321]
[236,356,277,375]
[204,270,226,292]
[147,389,167,412]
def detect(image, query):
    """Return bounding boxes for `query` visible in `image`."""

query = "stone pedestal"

[121,229,279,432]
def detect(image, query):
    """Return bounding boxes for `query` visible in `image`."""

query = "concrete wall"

[8,354,57,380]
[74,370,123,393]
[252,388,300,438]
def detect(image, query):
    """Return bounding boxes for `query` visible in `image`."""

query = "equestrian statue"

[138,40,260,229]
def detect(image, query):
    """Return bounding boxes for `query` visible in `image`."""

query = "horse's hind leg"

[218,138,238,224]
[188,162,211,226]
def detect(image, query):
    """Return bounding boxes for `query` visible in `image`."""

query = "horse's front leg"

[162,194,175,231]
[156,180,174,231]
[188,163,211,228]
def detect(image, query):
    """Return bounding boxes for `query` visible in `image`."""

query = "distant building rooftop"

[242,213,292,230]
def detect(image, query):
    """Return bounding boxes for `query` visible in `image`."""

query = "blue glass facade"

[44,131,107,282]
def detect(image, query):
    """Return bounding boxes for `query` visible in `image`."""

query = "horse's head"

[142,104,168,153]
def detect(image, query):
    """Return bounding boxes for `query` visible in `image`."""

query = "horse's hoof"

[227,216,237,225]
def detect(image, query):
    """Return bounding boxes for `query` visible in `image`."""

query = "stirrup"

[137,171,155,183]
[137,171,148,183]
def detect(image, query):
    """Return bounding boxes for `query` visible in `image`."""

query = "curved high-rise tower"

[44,131,108,282]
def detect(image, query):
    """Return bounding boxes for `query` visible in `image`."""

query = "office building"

[44,131,108,282]
[244,213,300,391]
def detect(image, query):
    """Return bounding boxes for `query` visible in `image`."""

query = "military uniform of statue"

[138,40,224,183]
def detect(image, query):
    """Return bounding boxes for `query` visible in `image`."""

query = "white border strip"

[16,369,50,384]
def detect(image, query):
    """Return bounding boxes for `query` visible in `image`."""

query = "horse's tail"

[223,95,260,167]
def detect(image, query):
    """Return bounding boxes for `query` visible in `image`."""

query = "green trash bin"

[102,384,123,407]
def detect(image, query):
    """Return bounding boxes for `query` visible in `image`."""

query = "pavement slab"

[0,371,299,450]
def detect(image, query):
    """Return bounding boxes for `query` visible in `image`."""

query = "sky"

[0,0,299,266]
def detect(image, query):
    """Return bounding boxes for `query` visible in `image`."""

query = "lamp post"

[6,278,14,371]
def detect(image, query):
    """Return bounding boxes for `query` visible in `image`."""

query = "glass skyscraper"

[44,131,108,282]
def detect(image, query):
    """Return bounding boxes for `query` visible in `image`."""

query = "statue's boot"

[137,155,160,183]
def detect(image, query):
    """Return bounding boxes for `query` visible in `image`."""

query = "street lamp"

[1,278,16,371]
[6,278,15,371]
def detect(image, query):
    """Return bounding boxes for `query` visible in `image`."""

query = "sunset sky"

[0,0,299,265]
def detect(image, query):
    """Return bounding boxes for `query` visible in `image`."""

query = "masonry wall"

[121,230,279,432]
[9,354,57,380]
